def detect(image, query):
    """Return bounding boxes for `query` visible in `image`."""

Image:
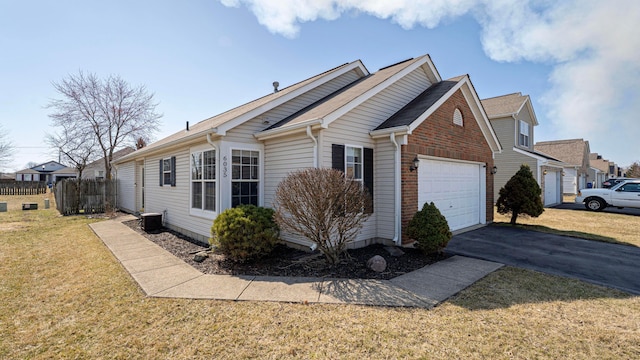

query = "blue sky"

[1,0,638,172]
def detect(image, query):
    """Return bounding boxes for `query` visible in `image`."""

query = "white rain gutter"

[306,125,318,168]
[390,132,401,245]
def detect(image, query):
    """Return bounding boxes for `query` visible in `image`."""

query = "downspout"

[306,125,318,168]
[390,132,401,245]
[207,132,217,150]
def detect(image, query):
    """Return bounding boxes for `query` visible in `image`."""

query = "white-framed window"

[231,149,259,207]
[191,148,216,213]
[345,145,363,184]
[453,108,463,126]
[519,120,530,147]
[162,158,172,185]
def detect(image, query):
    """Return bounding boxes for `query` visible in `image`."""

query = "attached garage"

[417,157,486,231]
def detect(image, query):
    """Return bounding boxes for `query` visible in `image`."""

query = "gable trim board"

[115,53,501,248]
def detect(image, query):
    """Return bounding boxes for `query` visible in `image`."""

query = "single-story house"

[535,139,591,195]
[15,161,77,183]
[83,147,136,179]
[481,93,565,206]
[114,54,502,249]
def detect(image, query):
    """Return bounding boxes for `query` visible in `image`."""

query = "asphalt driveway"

[446,226,640,295]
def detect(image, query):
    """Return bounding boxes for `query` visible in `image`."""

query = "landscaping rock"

[367,255,387,273]
[384,246,405,257]
[193,251,209,263]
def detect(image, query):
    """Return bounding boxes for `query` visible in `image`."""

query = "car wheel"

[585,198,605,211]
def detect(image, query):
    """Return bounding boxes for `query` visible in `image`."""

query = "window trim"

[519,120,530,147]
[189,145,218,219]
[345,144,364,183]
[230,148,261,207]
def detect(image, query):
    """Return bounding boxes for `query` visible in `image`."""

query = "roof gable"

[481,92,538,126]
[258,55,439,137]
[371,75,501,153]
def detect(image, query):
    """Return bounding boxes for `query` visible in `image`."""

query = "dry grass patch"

[494,206,640,247]
[1,197,639,359]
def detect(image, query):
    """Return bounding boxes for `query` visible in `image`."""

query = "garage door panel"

[418,159,482,231]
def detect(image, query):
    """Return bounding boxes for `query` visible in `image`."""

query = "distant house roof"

[15,168,40,174]
[52,167,77,174]
[535,139,590,167]
[481,92,539,126]
[86,147,136,168]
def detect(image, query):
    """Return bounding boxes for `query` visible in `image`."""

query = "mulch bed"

[122,219,449,280]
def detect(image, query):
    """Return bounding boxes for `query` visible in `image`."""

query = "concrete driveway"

[446,226,640,295]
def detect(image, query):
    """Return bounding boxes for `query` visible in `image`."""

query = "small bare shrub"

[274,168,372,265]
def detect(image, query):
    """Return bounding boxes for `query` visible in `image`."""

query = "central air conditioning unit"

[141,212,162,232]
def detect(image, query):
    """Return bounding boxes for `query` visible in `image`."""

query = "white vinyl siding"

[321,68,431,166]
[144,148,214,239]
[116,162,135,213]
[320,66,432,243]
[263,133,315,209]
[373,139,396,240]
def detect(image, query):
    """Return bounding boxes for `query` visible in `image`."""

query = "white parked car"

[575,179,640,211]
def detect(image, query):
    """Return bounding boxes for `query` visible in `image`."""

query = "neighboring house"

[481,93,564,206]
[589,153,610,187]
[114,54,501,248]
[535,139,591,195]
[83,147,136,179]
[15,161,77,183]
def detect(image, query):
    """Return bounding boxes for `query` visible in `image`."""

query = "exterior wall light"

[543,169,548,175]
[491,165,498,174]
[409,156,420,172]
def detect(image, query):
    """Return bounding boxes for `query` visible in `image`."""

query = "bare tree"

[626,161,640,178]
[47,71,162,180]
[274,168,372,265]
[0,124,14,170]
[46,122,98,179]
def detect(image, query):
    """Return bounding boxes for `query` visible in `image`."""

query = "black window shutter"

[363,147,374,214]
[170,156,176,187]
[332,144,345,172]
[159,159,163,186]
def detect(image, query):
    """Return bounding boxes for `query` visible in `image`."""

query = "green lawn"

[1,195,639,359]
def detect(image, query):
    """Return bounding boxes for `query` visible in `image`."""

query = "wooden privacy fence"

[54,179,117,215]
[0,180,48,195]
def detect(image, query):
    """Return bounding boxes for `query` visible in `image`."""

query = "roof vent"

[186,121,189,131]
[272,81,279,93]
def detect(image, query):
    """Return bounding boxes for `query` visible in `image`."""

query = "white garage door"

[544,171,559,206]
[418,158,483,231]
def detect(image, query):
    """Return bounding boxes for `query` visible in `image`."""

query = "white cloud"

[219,0,640,165]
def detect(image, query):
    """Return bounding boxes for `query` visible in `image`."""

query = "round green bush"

[406,202,452,254]
[210,205,280,262]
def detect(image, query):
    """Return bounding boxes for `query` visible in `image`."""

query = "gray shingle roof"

[374,79,458,130]
[481,92,527,118]
[268,56,429,131]
[534,139,589,166]
[122,61,362,158]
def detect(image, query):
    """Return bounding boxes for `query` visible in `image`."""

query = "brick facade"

[400,89,495,244]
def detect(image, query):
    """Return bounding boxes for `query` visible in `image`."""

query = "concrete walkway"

[89,216,503,308]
